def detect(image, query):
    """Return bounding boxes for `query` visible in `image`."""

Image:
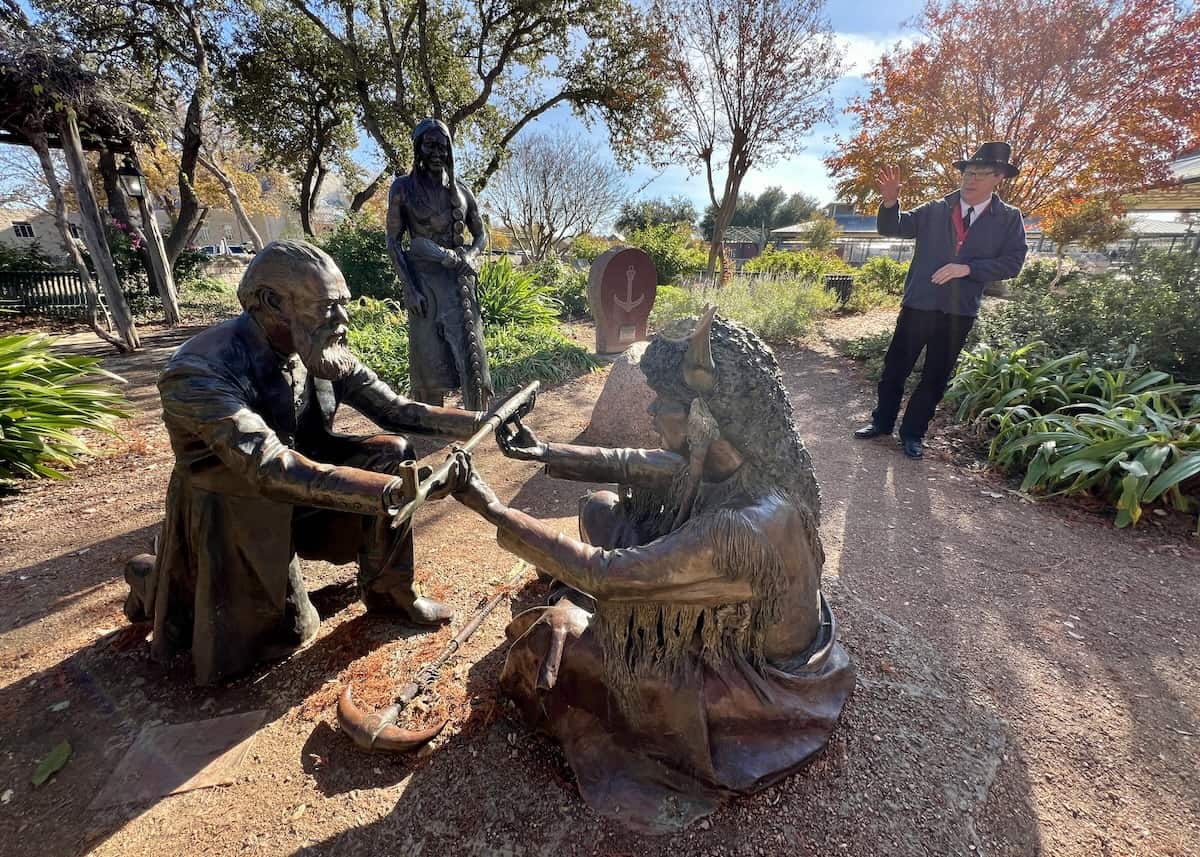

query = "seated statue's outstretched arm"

[541,443,685,489]
[493,505,752,605]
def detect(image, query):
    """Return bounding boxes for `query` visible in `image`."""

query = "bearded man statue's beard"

[295,319,356,380]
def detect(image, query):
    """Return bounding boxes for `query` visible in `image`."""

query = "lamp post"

[117,156,146,201]
[119,152,181,325]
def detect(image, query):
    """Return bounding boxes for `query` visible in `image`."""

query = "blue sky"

[563,0,930,212]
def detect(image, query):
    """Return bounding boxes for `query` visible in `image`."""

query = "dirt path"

[0,320,1197,857]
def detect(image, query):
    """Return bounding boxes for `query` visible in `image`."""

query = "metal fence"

[0,270,93,318]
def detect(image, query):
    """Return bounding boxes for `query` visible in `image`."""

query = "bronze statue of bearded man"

[125,241,481,685]
[450,308,855,832]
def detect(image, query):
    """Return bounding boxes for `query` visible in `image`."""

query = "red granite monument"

[588,246,657,354]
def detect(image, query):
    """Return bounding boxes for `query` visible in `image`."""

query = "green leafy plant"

[0,241,61,273]
[347,296,411,392]
[0,333,127,480]
[743,248,849,279]
[625,224,706,285]
[567,234,611,263]
[650,274,839,342]
[972,251,1200,382]
[487,323,600,393]
[529,258,590,319]
[476,257,560,328]
[946,342,1200,531]
[856,256,909,297]
[318,214,401,300]
[347,296,597,395]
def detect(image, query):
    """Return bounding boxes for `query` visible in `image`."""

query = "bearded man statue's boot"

[359,514,453,624]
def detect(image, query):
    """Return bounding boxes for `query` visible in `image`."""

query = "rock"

[582,342,658,449]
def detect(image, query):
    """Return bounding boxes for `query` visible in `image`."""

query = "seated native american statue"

[450,308,855,832]
[124,240,482,685]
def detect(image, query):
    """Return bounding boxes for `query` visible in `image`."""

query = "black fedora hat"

[954,141,1019,178]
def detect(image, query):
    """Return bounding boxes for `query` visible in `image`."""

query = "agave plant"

[0,333,128,480]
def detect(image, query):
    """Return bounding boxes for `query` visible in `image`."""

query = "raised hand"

[875,165,902,207]
[495,416,547,462]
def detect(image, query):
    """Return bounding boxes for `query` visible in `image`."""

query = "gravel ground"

[0,317,1196,857]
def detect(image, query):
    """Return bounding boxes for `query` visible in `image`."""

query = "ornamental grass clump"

[947,342,1200,532]
[650,274,838,343]
[0,333,127,480]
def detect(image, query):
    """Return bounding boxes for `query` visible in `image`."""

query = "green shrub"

[347,296,598,396]
[947,342,1200,531]
[856,256,909,296]
[972,251,1200,381]
[173,247,209,284]
[743,248,849,280]
[0,241,60,273]
[476,257,560,328]
[844,278,900,314]
[650,274,839,343]
[487,324,600,393]
[318,214,401,300]
[178,275,241,321]
[347,297,411,392]
[626,224,706,285]
[0,332,127,480]
[529,258,590,319]
[568,234,611,264]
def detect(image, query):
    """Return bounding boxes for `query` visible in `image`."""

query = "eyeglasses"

[961,168,999,180]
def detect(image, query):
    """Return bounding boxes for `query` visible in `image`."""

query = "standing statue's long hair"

[594,311,824,711]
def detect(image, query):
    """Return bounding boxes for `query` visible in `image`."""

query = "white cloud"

[833,31,920,78]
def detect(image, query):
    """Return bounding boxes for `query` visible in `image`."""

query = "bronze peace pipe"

[387,380,540,528]
[337,561,530,752]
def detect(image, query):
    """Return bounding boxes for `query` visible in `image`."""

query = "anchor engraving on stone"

[613,264,644,313]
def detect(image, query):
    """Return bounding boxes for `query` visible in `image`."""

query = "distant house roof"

[1126,183,1200,213]
[721,226,765,245]
[771,214,879,236]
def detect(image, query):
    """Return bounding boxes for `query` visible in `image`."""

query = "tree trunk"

[707,196,738,278]
[28,130,128,352]
[98,150,135,226]
[197,152,264,249]
[350,170,387,212]
[58,111,140,351]
[185,207,210,249]
[165,11,210,265]
[298,148,322,236]
[131,150,182,327]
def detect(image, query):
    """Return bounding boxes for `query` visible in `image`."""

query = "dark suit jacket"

[877,190,1028,317]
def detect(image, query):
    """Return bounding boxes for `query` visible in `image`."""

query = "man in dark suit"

[124,241,482,684]
[853,142,1029,459]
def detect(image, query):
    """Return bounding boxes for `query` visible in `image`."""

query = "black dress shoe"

[853,423,889,439]
[900,437,924,459]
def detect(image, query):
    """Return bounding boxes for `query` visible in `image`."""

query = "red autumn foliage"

[826,0,1200,215]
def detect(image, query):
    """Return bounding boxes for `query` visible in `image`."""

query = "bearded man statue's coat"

[124,241,481,685]
[386,118,492,410]
[455,309,855,832]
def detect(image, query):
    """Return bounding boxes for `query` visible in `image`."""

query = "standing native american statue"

[451,308,855,832]
[386,118,492,410]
